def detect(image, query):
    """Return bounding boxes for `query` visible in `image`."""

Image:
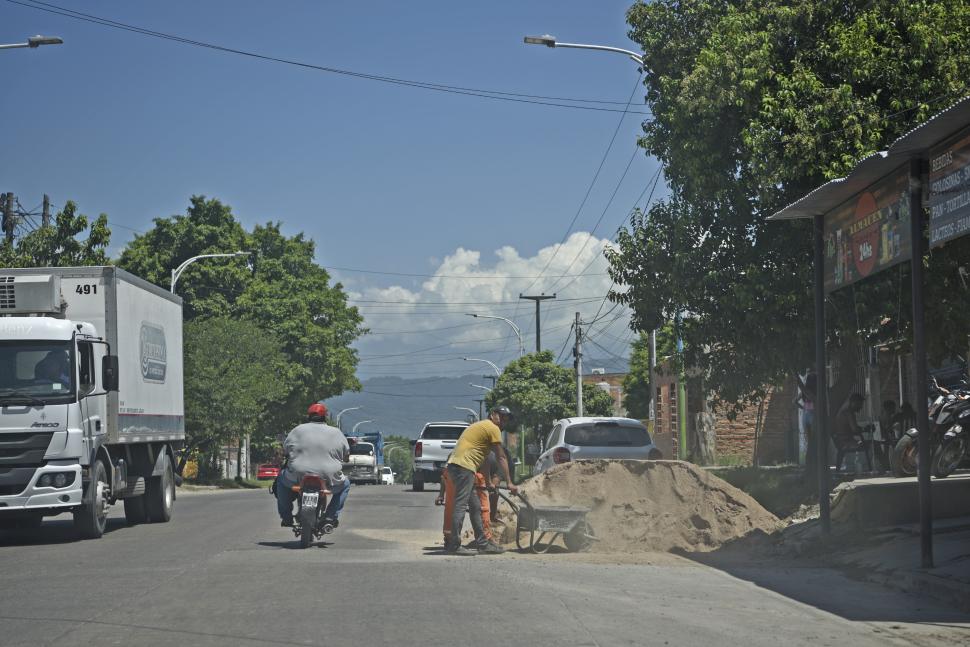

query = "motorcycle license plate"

[302,492,319,508]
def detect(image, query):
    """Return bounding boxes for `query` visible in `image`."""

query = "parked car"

[256,464,280,480]
[534,417,662,475]
[381,466,395,485]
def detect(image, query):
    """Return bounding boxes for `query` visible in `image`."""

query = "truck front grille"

[0,276,14,309]
[0,432,53,468]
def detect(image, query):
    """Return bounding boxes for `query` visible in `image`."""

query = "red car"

[256,464,280,480]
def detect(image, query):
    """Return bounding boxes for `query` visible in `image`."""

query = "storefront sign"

[824,167,911,292]
[928,129,970,247]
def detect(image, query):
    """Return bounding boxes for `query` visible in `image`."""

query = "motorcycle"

[291,473,335,548]
[892,380,970,477]
[930,389,970,478]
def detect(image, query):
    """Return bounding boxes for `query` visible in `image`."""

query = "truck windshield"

[0,341,75,404]
[350,443,375,456]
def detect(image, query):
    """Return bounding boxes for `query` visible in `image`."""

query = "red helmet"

[307,403,328,420]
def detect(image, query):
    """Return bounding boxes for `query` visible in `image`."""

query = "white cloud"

[352,232,632,378]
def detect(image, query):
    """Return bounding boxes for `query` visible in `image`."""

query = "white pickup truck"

[411,421,467,491]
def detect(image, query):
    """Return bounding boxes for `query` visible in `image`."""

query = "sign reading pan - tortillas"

[823,166,911,293]
[928,128,970,248]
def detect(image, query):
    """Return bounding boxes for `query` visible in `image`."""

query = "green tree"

[609,0,970,410]
[384,434,414,484]
[0,201,110,267]
[183,317,290,480]
[117,196,365,435]
[485,352,614,439]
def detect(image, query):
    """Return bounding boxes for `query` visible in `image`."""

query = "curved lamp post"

[462,357,501,377]
[467,313,523,357]
[453,406,478,422]
[0,35,63,50]
[350,420,373,435]
[523,34,644,66]
[171,251,248,292]
[334,406,362,431]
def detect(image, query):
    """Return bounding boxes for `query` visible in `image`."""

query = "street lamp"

[170,251,249,292]
[0,35,64,50]
[351,420,373,435]
[454,406,479,422]
[467,313,524,356]
[523,34,644,67]
[334,406,362,431]
[462,357,501,377]
[469,383,492,392]
[524,33,669,453]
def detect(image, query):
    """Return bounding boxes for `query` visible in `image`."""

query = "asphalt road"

[1,484,968,647]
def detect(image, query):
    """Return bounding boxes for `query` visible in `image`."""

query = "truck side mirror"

[102,355,119,392]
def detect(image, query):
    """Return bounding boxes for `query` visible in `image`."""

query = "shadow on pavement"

[676,527,970,625]
[256,540,333,550]
[0,517,127,547]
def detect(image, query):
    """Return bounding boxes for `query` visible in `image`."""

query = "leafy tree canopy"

[183,317,291,475]
[485,351,614,437]
[117,196,365,434]
[0,201,110,267]
[609,0,970,409]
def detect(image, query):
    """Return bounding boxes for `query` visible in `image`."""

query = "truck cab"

[0,317,113,524]
[344,441,380,484]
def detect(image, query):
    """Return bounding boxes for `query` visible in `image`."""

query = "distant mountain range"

[325,356,628,439]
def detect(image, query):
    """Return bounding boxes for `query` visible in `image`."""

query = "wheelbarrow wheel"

[564,521,595,552]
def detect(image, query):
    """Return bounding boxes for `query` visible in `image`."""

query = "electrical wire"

[7,0,652,115]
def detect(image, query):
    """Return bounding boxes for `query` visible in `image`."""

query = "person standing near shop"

[444,406,517,555]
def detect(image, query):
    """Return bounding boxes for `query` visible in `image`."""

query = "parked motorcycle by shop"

[892,380,970,477]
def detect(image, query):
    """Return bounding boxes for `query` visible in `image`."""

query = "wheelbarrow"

[496,489,597,554]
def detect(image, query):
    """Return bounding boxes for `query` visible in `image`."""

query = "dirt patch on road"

[497,460,782,554]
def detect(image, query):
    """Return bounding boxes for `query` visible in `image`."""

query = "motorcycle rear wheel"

[931,435,967,479]
[891,434,919,478]
[298,505,316,549]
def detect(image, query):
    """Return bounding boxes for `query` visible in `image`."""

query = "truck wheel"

[74,460,109,539]
[146,453,175,523]
[123,495,148,524]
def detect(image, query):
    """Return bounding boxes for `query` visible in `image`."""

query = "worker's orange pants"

[441,469,491,542]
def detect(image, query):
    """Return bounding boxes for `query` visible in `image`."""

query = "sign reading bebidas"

[823,166,911,293]
[928,129,970,247]
[140,323,167,382]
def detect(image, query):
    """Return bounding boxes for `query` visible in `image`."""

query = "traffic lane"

[2,486,968,647]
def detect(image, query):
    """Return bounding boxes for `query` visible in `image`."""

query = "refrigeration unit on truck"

[0,266,184,538]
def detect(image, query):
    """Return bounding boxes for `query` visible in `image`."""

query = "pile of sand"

[501,460,782,553]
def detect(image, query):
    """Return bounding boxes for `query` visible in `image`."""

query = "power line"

[7,0,652,115]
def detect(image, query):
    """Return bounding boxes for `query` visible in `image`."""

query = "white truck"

[411,421,468,491]
[0,266,184,538]
[343,441,380,485]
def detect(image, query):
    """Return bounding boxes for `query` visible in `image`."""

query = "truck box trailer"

[0,266,184,538]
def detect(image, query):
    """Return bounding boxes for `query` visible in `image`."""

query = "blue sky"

[2,1,663,379]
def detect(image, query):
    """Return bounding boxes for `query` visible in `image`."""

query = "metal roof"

[769,95,970,220]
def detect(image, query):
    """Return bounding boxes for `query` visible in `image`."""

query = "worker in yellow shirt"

[444,405,518,555]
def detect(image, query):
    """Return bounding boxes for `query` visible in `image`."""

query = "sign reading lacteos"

[823,166,911,293]
[928,128,970,248]
[140,323,167,383]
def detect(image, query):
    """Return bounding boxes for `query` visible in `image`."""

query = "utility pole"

[482,374,497,388]
[648,329,657,432]
[574,312,584,417]
[2,193,14,243]
[473,398,485,421]
[42,194,50,227]
[519,293,556,352]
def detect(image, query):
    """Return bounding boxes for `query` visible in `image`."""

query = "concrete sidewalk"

[779,510,970,613]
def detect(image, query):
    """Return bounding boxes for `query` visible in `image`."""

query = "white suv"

[534,417,661,475]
